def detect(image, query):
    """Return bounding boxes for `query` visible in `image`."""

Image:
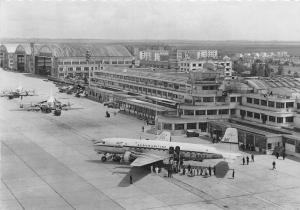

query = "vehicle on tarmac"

[1,86,36,99]
[186,130,200,137]
[93,128,242,169]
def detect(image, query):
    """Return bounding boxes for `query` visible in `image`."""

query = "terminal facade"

[87,66,300,157]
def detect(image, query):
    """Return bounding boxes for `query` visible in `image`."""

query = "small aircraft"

[93,128,242,167]
[19,95,78,116]
[1,86,36,100]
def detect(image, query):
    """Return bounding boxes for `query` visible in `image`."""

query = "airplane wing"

[130,152,168,167]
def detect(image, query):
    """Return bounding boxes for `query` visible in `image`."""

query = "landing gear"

[101,156,107,162]
[113,155,121,162]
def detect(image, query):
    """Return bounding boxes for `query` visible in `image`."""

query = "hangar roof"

[37,43,132,58]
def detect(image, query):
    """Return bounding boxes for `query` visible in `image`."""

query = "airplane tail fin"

[216,128,240,153]
[156,131,171,142]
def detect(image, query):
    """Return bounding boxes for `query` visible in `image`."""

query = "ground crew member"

[232,169,235,179]
[251,154,254,162]
[246,156,249,165]
[242,157,245,165]
[272,161,276,170]
[208,166,212,176]
[130,175,133,184]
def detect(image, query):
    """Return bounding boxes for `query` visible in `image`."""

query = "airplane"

[0,85,36,99]
[93,128,242,167]
[18,95,78,116]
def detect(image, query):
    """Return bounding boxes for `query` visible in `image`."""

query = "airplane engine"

[123,151,135,163]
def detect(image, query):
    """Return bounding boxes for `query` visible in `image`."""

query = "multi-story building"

[207,50,218,58]
[178,58,232,77]
[139,50,151,60]
[178,60,205,72]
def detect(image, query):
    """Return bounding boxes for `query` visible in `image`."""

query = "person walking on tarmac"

[208,166,212,176]
[130,175,133,184]
[232,169,235,179]
[242,157,245,165]
[246,156,249,165]
[272,161,276,170]
[251,154,254,162]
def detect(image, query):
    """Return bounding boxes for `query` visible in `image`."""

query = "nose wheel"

[101,156,107,162]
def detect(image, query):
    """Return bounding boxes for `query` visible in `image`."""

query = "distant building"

[178,60,205,72]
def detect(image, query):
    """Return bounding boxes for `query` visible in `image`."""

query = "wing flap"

[130,153,166,167]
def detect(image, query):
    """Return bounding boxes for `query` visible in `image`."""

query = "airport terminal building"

[87,67,300,157]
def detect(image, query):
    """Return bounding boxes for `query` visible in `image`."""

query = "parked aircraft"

[93,128,242,167]
[1,85,36,99]
[18,95,79,116]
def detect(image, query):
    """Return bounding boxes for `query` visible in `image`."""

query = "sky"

[1,0,300,41]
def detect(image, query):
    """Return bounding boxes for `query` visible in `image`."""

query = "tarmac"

[1,69,300,210]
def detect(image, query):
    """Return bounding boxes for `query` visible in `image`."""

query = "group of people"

[242,154,255,165]
[179,164,216,177]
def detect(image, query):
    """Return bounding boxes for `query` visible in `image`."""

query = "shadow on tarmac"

[215,161,229,178]
[117,167,150,187]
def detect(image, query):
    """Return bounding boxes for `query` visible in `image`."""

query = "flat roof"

[211,120,279,136]
[102,68,190,84]
[121,98,175,112]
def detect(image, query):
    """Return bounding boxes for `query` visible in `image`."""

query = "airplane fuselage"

[94,138,238,161]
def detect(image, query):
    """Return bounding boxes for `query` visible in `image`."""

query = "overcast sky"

[1,1,300,41]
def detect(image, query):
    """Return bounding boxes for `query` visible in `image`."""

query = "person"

[213,166,216,176]
[142,126,144,132]
[246,156,249,165]
[276,152,279,159]
[251,154,254,162]
[208,166,212,176]
[130,175,133,184]
[272,161,276,170]
[155,166,159,174]
[187,164,191,172]
[242,157,245,165]
[232,169,235,179]
[283,152,286,160]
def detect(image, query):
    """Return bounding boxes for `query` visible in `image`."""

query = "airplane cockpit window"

[94,140,105,144]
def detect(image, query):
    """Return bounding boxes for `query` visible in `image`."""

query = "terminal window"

[268,101,275,107]
[286,102,294,108]
[175,124,184,130]
[195,110,205,115]
[254,99,259,105]
[261,100,267,106]
[247,97,252,103]
[269,116,276,122]
[277,117,283,123]
[247,111,253,117]
[230,97,236,102]
[254,113,260,119]
[207,110,217,115]
[276,102,285,108]
[286,117,294,123]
